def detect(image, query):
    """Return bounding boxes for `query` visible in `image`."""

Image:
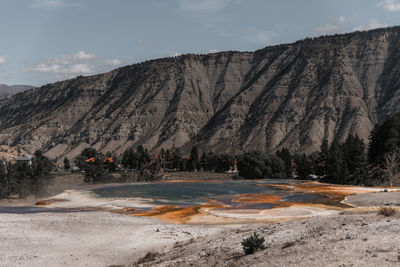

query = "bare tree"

[383,150,400,188]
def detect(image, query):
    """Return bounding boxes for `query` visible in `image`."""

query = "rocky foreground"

[136,209,400,267]
[127,191,400,267]
[0,211,226,267]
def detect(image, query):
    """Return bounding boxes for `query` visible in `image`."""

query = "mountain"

[1,27,400,160]
[0,145,26,161]
[0,84,36,99]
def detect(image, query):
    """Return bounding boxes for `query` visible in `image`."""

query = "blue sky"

[1,0,400,86]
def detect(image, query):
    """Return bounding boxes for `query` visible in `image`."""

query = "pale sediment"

[35,181,400,224]
[1,181,400,266]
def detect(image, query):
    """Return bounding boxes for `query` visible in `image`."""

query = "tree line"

[74,146,238,183]
[0,150,53,199]
[66,111,400,186]
[3,111,400,200]
[272,112,400,186]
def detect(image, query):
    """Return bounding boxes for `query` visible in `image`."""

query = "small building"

[85,157,116,170]
[103,157,115,170]
[226,159,238,174]
[103,157,114,164]
[16,154,33,165]
[71,166,81,173]
[85,157,96,163]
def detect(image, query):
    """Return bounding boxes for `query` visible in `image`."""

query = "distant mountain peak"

[0,84,36,99]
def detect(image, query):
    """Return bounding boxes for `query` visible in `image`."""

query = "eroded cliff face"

[1,27,400,159]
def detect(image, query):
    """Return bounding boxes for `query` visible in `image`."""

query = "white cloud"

[30,0,83,8]
[207,49,219,53]
[378,0,400,11]
[72,51,95,61]
[30,0,64,8]
[170,52,182,57]
[249,31,278,45]
[47,50,95,65]
[0,56,6,65]
[106,59,123,67]
[178,0,234,13]
[315,16,347,34]
[25,51,96,75]
[26,63,93,74]
[354,19,389,31]
[25,51,126,83]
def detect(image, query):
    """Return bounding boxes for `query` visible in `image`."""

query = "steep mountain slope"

[1,27,400,159]
[0,84,35,99]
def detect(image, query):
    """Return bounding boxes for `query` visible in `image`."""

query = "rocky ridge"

[1,27,400,159]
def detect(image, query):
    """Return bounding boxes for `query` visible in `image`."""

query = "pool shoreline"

[30,180,400,224]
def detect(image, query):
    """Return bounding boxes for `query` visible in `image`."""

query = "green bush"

[241,232,266,255]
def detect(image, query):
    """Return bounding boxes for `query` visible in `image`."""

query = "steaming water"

[0,180,335,214]
[91,180,328,210]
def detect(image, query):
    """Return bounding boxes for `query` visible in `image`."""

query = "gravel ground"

[126,192,400,267]
[345,191,400,207]
[132,212,400,267]
[1,182,399,267]
[0,211,229,267]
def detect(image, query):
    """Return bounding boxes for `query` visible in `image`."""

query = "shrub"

[378,206,397,216]
[241,232,265,255]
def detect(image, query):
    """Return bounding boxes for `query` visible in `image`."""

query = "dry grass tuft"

[378,206,397,217]
[36,198,68,205]
[281,241,296,249]
[137,251,160,264]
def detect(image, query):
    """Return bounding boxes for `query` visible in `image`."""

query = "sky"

[1,0,400,86]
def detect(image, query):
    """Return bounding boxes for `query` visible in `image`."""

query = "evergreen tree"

[325,140,347,184]
[0,160,10,198]
[84,156,111,183]
[315,138,329,177]
[343,135,367,184]
[275,148,293,178]
[214,154,234,173]
[368,123,380,164]
[10,161,34,198]
[237,151,285,179]
[121,146,151,171]
[139,148,152,171]
[368,113,400,165]
[63,157,70,171]
[164,149,171,169]
[122,148,136,169]
[81,147,98,159]
[159,148,165,169]
[294,154,312,180]
[206,151,216,171]
[172,148,185,171]
[73,155,86,170]
[200,152,209,171]
[0,152,54,199]
[188,146,200,171]
[237,151,265,179]
[30,151,53,196]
